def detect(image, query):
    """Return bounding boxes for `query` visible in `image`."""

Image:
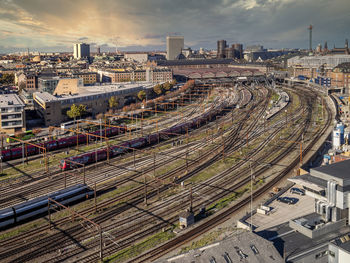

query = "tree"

[0,73,15,85]
[18,82,26,92]
[163,82,171,91]
[171,79,177,85]
[108,96,119,110]
[67,104,86,122]
[137,90,146,101]
[153,84,163,95]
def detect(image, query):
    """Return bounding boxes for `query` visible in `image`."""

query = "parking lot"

[252,186,315,231]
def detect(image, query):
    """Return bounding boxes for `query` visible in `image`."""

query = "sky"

[0,0,349,53]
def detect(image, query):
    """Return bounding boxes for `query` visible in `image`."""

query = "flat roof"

[0,94,25,107]
[257,219,350,260]
[156,231,283,263]
[288,173,327,191]
[311,159,350,185]
[34,82,155,103]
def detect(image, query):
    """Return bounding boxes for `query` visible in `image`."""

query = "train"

[60,105,225,170]
[0,184,93,229]
[1,125,127,162]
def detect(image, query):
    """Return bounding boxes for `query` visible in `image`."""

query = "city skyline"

[0,0,350,53]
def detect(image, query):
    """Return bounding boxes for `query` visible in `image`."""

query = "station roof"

[155,231,283,263]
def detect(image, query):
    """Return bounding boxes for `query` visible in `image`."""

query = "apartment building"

[0,94,25,134]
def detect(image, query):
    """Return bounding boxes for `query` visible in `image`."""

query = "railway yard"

[0,79,335,262]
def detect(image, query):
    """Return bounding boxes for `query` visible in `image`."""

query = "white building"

[124,53,149,63]
[166,36,184,60]
[0,94,25,134]
[288,55,350,68]
[73,43,90,59]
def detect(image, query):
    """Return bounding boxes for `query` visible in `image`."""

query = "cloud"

[0,0,349,52]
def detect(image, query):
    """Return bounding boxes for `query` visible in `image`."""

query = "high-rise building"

[166,36,184,60]
[73,43,90,59]
[217,40,227,58]
[217,40,243,59]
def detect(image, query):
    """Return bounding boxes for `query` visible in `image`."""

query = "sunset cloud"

[0,0,349,52]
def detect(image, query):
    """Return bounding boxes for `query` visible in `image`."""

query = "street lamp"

[249,160,254,232]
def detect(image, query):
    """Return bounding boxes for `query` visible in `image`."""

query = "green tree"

[137,90,146,101]
[153,84,163,95]
[108,96,119,110]
[0,73,15,84]
[171,79,177,85]
[163,82,171,91]
[67,104,86,123]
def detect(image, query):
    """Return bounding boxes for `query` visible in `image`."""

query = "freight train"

[1,126,126,162]
[60,105,225,170]
[0,184,93,229]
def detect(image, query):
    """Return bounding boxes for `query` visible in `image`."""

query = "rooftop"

[257,220,350,260]
[34,82,155,103]
[156,231,283,263]
[311,159,350,185]
[156,58,235,66]
[0,94,25,107]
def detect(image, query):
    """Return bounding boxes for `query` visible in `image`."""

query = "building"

[38,76,60,94]
[155,231,283,263]
[217,40,244,59]
[124,52,149,63]
[72,72,98,85]
[166,36,184,60]
[99,68,172,84]
[255,160,350,262]
[0,94,25,134]
[331,63,350,94]
[288,55,350,79]
[53,78,84,96]
[73,43,90,59]
[217,40,227,59]
[33,83,154,126]
[148,58,235,70]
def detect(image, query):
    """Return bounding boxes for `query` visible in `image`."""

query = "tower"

[166,35,184,60]
[324,41,328,51]
[217,40,227,59]
[308,25,313,51]
[73,43,90,59]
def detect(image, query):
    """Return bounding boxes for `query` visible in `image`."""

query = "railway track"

[0,84,328,263]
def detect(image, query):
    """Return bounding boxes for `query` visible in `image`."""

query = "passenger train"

[1,126,127,162]
[60,106,225,170]
[0,184,93,229]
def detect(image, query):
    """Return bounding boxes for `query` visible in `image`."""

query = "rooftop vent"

[250,245,259,255]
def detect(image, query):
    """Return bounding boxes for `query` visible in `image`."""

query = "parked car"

[277,197,298,205]
[290,187,305,196]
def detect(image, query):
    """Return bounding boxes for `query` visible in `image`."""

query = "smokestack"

[308,25,313,51]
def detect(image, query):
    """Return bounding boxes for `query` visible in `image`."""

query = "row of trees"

[0,73,15,85]
[153,80,177,96]
[65,79,192,120]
